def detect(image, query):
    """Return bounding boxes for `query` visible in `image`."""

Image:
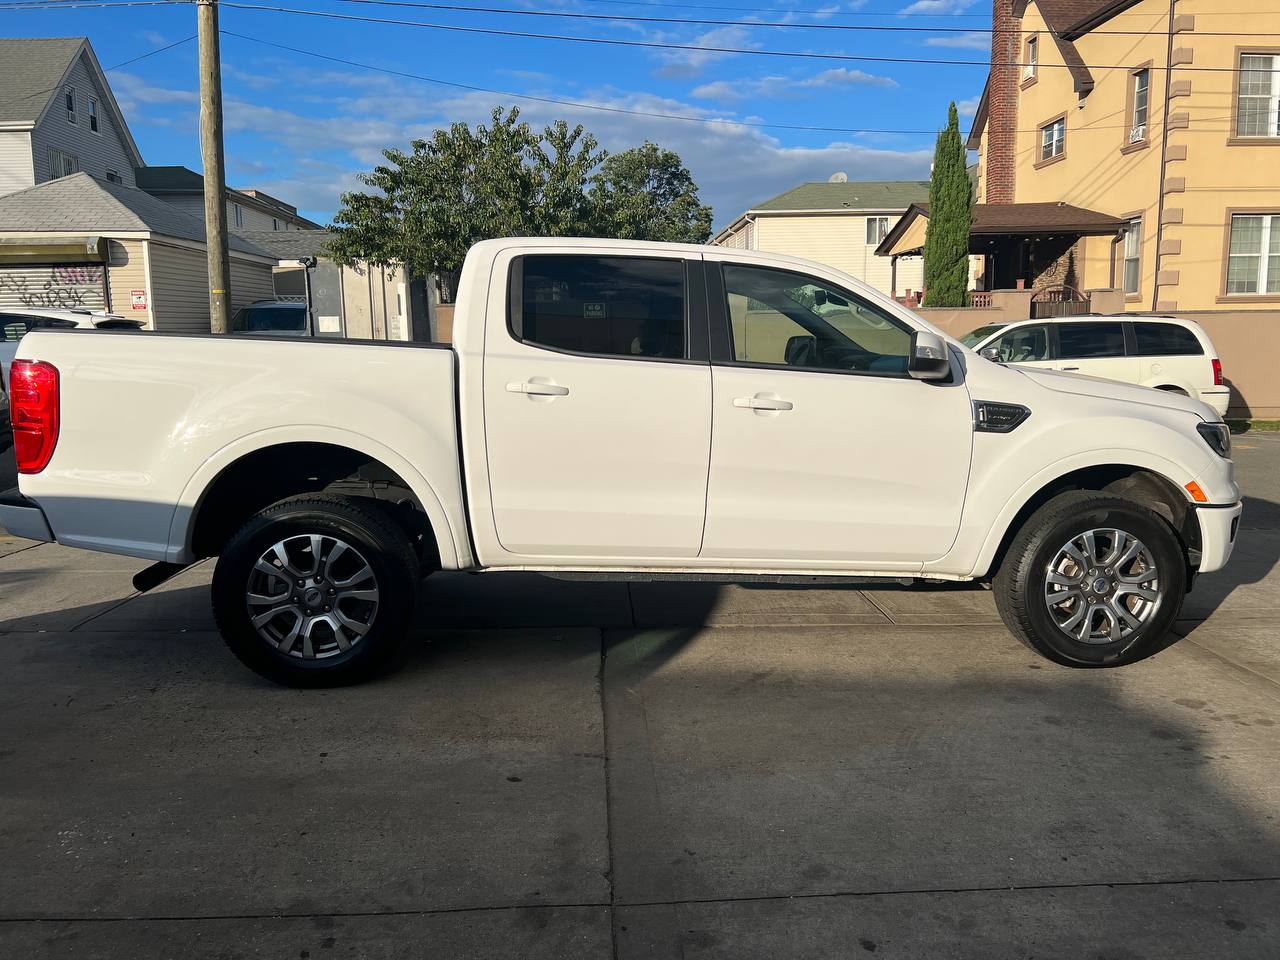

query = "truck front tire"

[993,491,1187,667]
[211,495,419,686]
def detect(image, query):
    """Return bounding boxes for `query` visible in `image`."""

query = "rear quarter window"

[1132,322,1203,356]
[1057,322,1126,359]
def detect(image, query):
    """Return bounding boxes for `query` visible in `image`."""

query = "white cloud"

[924,32,991,50]
[652,26,760,80]
[692,67,897,102]
[109,72,197,107]
[956,94,982,117]
[899,0,976,13]
[138,30,170,47]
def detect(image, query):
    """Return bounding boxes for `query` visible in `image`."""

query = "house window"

[1122,218,1142,294]
[1129,69,1150,143]
[64,86,76,123]
[49,148,78,179]
[105,169,122,184]
[865,217,889,244]
[1039,117,1065,162]
[88,97,100,133]
[1236,54,1280,138]
[272,217,280,230]
[232,203,243,228]
[1023,36,1038,82]
[1226,213,1280,294]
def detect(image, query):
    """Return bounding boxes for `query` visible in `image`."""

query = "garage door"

[0,264,107,312]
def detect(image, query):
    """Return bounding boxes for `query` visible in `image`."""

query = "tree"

[922,101,973,308]
[589,142,713,243]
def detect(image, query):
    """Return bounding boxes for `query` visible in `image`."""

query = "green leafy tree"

[922,101,973,308]
[589,141,713,243]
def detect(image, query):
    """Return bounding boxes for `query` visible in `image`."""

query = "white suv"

[961,315,1230,416]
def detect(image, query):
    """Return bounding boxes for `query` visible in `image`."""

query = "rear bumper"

[1195,500,1242,574]
[0,487,54,543]
[1199,387,1230,418]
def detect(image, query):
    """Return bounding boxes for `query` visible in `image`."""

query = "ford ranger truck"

[0,239,1242,686]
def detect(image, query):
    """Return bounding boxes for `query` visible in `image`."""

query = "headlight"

[1196,421,1231,459]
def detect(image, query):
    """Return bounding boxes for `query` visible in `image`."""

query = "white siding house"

[0,38,143,197]
[713,181,930,299]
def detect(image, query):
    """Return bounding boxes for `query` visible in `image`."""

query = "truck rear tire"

[211,495,419,686]
[993,491,1186,667]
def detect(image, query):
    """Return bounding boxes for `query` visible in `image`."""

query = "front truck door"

[700,260,973,567]
[482,250,712,559]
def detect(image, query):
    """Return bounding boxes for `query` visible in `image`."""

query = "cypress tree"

[922,102,973,308]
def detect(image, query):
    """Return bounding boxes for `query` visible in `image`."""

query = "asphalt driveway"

[1,437,1278,958]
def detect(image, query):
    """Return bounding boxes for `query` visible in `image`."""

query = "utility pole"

[197,0,231,332]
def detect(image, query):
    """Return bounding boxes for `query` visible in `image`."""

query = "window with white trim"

[1122,218,1142,294]
[64,86,76,123]
[49,148,78,179]
[88,97,100,134]
[232,203,244,228]
[1236,54,1280,138]
[1226,214,1280,294]
[105,169,122,184]
[1039,117,1065,161]
[1129,69,1150,143]
[865,217,889,244]
[1023,36,1038,81]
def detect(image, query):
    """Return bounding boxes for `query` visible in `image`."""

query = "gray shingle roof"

[134,165,207,194]
[0,37,85,124]
[0,172,272,256]
[751,181,931,213]
[234,229,335,260]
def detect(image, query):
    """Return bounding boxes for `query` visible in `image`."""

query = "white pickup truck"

[1,238,1242,685]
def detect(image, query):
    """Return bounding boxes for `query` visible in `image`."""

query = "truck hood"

[1016,367,1218,420]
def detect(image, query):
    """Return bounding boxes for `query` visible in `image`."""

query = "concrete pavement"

[1,437,1279,958]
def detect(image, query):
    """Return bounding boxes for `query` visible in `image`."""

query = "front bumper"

[0,487,54,543]
[1195,501,1242,574]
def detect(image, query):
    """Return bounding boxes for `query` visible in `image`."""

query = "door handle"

[507,380,569,397]
[733,395,793,411]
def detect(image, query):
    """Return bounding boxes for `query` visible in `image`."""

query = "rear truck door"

[480,247,712,559]
[698,255,973,567]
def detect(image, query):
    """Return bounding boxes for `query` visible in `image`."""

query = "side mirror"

[784,334,818,366]
[908,329,951,380]
[980,345,1001,363]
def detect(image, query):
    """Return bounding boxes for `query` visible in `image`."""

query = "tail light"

[10,359,60,474]
[1212,358,1223,386]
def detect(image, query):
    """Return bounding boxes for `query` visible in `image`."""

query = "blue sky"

[6,0,990,229]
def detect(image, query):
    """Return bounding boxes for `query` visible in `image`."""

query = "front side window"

[88,97,100,133]
[512,255,686,359]
[64,86,76,123]
[1057,322,1126,359]
[1132,323,1203,356]
[990,324,1050,362]
[722,263,911,375]
[1039,117,1065,162]
[1226,213,1280,294]
[865,217,889,244]
[1130,69,1150,142]
[1122,218,1142,294]
[1236,54,1280,138]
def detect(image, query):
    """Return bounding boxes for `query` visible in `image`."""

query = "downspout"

[1109,230,1123,289]
[1149,0,1177,312]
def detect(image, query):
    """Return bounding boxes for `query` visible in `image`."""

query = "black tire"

[211,495,419,687]
[993,491,1187,667]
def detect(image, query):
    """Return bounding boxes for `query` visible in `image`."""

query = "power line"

[220,31,1246,136]
[218,2,1280,72]
[319,0,1280,39]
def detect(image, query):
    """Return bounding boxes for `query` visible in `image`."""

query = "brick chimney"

[985,0,1019,204]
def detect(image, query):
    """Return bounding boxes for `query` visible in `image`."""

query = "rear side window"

[1057,322,1126,359]
[0,314,75,341]
[1132,322,1203,356]
[511,255,686,359]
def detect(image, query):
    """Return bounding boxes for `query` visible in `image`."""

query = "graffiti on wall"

[0,265,105,309]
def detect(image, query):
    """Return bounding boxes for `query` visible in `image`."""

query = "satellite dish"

[828,171,849,183]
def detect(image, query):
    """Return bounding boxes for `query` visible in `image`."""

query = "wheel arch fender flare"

[167,425,468,569]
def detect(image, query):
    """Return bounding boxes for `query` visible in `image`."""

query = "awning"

[0,236,108,265]
[875,203,1127,258]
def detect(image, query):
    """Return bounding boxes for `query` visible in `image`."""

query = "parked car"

[2,239,1240,686]
[960,315,1230,416]
[231,300,309,335]
[1,308,144,395]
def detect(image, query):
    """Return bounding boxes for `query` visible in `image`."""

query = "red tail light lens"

[10,359,60,474]
[1211,358,1223,386]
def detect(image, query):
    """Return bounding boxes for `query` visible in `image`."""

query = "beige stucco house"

[713,181,930,298]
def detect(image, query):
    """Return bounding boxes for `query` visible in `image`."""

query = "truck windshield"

[960,324,1006,348]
